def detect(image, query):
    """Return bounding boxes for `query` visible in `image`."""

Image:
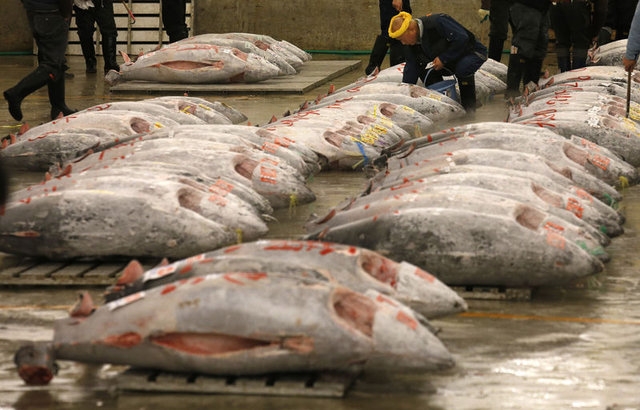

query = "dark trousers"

[74,0,118,42]
[28,10,69,80]
[162,0,188,42]
[488,0,511,61]
[550,1,591,71]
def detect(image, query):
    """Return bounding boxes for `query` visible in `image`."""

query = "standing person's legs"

[506,3,545,96]
[565,1,591,70]
[488,0,510,61]
[161,0,188,43]
[4,11,68,121]
[524,9,549,87]
[75,6,98,73]
[95,0,120,72]
[550,3,571,72]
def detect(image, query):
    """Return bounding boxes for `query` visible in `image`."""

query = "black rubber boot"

[3,67,51,121]
[365,35,389,75]
[556,49,571,73]
[48,74,77,120]
[168,29,189,44]
[488,38,505,62]
[458,75,478,112]
[506,53,526,98]
[524,58,543,88]
[571,48,588,70]
[79,32,97,74]
[101,35,120,73]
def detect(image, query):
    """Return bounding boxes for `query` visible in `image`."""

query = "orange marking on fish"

[259,166,278,184]
[565,198,584,219]
[223,274,245,285]
[261,141,279,154]
[396,310,418,330]
[375,293,398,306]
[179,264,194,275]
[588,154,610,171]
[190,276,205,285]
[543,221,565,234]
[414,268,436,283]
[573,188,593,202]
[546,232,566,249]
[161,284,177,295]
[222,244,242,254]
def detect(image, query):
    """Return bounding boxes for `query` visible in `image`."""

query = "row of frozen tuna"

[509,65,640,167]
[349,57,508,104]
[0,70,490,260]
[15,239,465,385]
[106,33,312,85]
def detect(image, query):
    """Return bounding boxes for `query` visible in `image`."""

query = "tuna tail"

[104,50,129,86]
[104,69,123,86]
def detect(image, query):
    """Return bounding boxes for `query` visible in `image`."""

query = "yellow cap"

[388,12,412,39]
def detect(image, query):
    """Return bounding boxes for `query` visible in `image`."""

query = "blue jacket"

[402,14,486,83]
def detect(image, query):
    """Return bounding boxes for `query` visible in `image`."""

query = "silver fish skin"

[53,274,455,375]
[310,82,464,123]
[511,110,640,167]
[60,141,315,210]
[104,239,467,319]
[69,160,274,216]
[210,33,308,68]
[382,121,639,187]
[207,240,467,318]
[178,124,321,175]
[357,171,623,239]
[106,44,281,85]
[0,179,243,260]
[143,126,319,178]
[478,58,508,83]
[76,101,209,125]
[304,204,605,288]
[306,184,610,254]
[0,111,174,171]
[587,39,627,66]
[144,96,248,124]
[367,163,623,224]
[509,90,640,123]
[280,100,435,137]
[525,80,640,105]
[0,128,124,172]
[263,118,408,171]
[386,148,623,205]
[541,65,640,89]
[174,35,297,76]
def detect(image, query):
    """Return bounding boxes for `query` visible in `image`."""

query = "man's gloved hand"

[478,8,490,23]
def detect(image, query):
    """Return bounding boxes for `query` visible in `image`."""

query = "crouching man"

[389,11,487,112]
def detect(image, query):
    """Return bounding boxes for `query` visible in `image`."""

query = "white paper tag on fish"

[107,291,146,311]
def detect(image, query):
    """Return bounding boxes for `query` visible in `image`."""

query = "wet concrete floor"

[1,54,640,410]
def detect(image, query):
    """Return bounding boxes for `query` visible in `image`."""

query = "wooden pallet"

[451,285,532,301]
[108,60,362,94]
[116,368,358,398]
[0,254,160,287]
